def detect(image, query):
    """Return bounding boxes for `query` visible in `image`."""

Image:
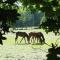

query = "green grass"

[1,29,60,60]
[3,29,60,48]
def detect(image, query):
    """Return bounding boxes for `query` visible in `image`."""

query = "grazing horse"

[37,32,45,43]
[29,32,45,44]
[15,32,30,44]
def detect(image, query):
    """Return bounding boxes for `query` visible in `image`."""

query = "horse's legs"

[15,36,18,44]
[31,37,33,43]
[37,38,39,43]
[29,36,32,44]
[15,38,18,44]
[20,37,23,43]
[24,37,27,44]
[20,37,27,44]
[43,37,45,43]
[32,37,35,44]
[39,37,42,44]
[29,36,35,44]
[29,36,32,43]
[27,37,30,44]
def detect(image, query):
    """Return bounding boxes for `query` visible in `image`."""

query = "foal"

[29,32,45,44]
[15,32,30,44]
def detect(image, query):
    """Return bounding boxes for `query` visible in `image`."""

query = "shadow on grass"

[31,43,45,45]
[16,43,30,45]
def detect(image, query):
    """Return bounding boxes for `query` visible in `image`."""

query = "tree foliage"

[0,0,20,25]
[19,0,60,34]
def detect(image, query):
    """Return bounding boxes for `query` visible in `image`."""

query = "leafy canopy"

[0,0,20,25]
[19,0,60,34]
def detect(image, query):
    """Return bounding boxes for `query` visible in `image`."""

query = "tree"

[0,0,20,25]
[19,0,60,34]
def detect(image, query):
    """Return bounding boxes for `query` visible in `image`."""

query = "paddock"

[0,29,60,60]
[2,29,60,45]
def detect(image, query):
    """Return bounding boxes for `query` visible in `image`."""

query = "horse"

[29,32,45,44]
[15,32,30,44]
[37,32,45,43]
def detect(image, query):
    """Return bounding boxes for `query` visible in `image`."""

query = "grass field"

[0,29,60,60]
[3,29,60,46]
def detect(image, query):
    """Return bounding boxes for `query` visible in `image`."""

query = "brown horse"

[29,32,45,44]
[37,32,45,43]
[15,32,30,44]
